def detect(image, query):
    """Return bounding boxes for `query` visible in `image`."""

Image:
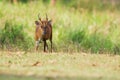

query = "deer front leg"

[44,40,48,52]
[35,41,39,51]
[44,40,46,52]
[35,37,42,51]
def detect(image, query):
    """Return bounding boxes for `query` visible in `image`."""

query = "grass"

[0,51,120,80]
[0,1,120,80]
[0,1,120,53]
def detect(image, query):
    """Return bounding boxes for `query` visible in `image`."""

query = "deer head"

[37,14,52,35]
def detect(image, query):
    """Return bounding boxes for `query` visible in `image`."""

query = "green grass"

[0,51,120,80]
[0,1,120,54]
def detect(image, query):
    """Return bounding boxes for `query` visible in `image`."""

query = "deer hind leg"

[50,40,52,53]
[50,33,52,53]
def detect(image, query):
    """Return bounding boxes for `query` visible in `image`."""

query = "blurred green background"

[0,0,120,54]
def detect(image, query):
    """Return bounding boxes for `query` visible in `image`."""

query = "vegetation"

[0,1,120,80]
[0,20,33,51]
[0,1,120,54]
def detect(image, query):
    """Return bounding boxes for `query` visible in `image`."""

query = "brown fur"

[35,14,52,52]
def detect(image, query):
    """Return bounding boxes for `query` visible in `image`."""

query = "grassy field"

[0,51,120,80]
[0,1,120,80]
[0,1,120,53]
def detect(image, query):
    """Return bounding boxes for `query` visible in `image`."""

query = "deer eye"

[41,26,43,28]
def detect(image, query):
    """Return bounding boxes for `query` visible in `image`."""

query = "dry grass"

[0,51,120,80]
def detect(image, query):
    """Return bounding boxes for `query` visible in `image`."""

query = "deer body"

[35,14,52,52]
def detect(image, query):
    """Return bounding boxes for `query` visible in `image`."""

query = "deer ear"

[35,21,39,25]
[48,20,52,24]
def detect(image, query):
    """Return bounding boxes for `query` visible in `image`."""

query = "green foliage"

[81,34,114,53]
[0,20,33,51]
[58,0,120,11]
[70,30,85,43]
[18,0,29,3]
[42,0,50,4]
[0,0,120,54]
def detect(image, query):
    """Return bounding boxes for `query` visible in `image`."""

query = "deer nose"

[43,27,47,35]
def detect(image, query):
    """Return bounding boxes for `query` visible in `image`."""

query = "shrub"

[0,20,33,51]
[81,34,114,53]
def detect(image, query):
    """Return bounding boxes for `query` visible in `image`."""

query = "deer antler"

[46,13,48,21]
[38,13,41,21]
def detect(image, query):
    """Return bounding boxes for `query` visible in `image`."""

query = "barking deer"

[35,14,52,52]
